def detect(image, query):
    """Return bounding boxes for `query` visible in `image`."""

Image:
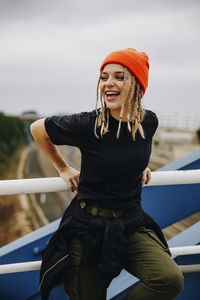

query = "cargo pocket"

[63,236,83,300]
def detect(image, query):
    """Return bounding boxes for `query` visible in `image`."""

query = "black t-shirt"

[44,109,158,209]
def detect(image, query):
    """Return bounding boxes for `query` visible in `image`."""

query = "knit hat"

[100,48,149,94]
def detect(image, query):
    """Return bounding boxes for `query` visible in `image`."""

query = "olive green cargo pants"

[63,227,184,300]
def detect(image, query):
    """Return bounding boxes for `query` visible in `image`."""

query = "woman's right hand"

[59,166,80,192]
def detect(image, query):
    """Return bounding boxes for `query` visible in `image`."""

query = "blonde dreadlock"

[131,79,145,140]
[116,67,128,138]
[94,66,145,140]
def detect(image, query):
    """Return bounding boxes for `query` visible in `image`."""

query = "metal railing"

[0,169,200,275]
[0,246,200,274]
[1,169,200,196]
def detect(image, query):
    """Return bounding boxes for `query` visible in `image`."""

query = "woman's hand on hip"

[59,166,80,192]
[142,167,151,187]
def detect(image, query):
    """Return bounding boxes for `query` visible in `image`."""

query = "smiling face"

[100,63,133,119]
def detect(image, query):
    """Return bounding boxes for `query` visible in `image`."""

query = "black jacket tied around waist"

[39,195,170,300]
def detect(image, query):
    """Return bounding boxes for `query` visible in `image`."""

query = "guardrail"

[0,246,200,274]
[1,169,200,196]
[0,170,200,275]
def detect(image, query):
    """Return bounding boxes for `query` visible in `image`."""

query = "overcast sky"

[0,0,200,118]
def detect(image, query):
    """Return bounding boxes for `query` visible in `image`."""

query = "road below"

[0,146,36,246]
[29,143,81,222]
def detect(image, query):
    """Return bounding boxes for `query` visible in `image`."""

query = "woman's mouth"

[105,91,120,101]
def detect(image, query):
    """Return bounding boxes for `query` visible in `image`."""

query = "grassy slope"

[0,145,33,247]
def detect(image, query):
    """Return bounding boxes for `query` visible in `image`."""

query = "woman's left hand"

[142,167,151,187]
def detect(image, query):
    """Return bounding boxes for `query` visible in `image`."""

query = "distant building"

[21,110,39,121]
[158,113,200,131]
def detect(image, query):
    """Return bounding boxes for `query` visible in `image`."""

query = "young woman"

[31,48,184,300]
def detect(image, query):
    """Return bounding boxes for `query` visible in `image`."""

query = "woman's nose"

[105,76,115,86]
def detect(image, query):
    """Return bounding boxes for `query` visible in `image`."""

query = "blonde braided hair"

[94,66,145,140]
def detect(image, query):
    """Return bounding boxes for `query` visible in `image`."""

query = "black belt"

[80,200,125,218]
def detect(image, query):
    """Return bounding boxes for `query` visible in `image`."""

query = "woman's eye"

[100,75,124,81]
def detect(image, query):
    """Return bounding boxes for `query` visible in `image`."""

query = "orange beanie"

[100,48,149,94]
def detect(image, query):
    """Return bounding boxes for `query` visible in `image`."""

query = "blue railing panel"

[0,235,52,299]
[0,271,40,300]
[142,183,200,228]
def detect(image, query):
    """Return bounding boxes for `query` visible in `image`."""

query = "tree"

[196,128,200,143]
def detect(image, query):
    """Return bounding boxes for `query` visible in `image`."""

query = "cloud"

[0,0,200,116]
[1,0,199,24]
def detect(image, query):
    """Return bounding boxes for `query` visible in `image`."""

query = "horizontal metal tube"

[170,245,200,256]
[0,261,41,274]
[0,262,199,275]
[179,264,200,273]
[0,170,200,196]
[0,245,200,274]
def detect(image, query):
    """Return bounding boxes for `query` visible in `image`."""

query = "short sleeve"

[142,110,159,138]
[44,111,93,147]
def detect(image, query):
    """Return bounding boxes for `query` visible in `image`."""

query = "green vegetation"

[0,113,28,170]
[196,128,200,143]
